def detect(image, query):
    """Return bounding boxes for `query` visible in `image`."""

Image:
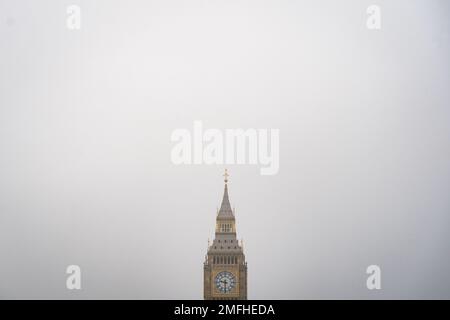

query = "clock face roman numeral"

[214,271,236,293]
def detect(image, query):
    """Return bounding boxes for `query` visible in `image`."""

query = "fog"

[0,0,449,299]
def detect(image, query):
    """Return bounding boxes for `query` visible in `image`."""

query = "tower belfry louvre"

[204,170,247,300]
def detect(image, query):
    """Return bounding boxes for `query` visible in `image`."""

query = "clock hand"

[220,279,228,289]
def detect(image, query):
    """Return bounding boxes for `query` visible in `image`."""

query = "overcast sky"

[1,0,449,299]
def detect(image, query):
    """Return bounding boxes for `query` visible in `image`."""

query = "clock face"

[215,271,236,293]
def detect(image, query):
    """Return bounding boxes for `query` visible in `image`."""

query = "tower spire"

[204,170,247,300]
[218,169,234,218]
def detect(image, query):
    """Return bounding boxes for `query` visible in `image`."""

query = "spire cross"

[223,169,229,184]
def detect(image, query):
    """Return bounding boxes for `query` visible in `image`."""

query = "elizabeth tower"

[204,170,247,300]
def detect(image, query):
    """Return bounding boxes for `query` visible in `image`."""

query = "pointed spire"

[218,169,234,218]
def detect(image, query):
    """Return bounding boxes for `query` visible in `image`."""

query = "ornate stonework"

[204,170,247,300]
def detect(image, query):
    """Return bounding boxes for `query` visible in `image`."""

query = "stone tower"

[204,170,247,300]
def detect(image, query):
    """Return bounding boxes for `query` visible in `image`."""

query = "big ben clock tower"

[204,170,247,300]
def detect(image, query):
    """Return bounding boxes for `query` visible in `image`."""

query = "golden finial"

[223,168,229,184]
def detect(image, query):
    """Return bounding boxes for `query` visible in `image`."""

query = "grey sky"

[0,0,449,299]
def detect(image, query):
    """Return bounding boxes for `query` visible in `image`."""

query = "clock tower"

[204,170,247,300]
